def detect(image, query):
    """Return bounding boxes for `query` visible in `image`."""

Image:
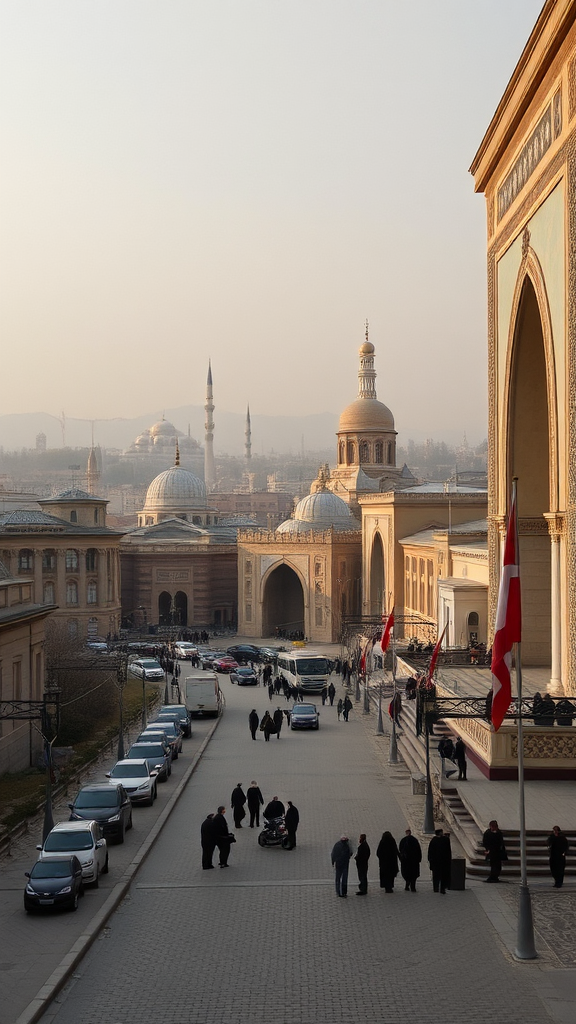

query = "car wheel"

[257,833,268,847]
[103,854,109,874]
[71,891,79,911]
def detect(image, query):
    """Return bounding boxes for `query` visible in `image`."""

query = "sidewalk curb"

[15,713,222,1024]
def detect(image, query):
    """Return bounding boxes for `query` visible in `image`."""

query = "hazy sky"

[1,1,544,443]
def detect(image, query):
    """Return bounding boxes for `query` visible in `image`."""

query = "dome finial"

[365,319,369,343]
[175,440,180,466]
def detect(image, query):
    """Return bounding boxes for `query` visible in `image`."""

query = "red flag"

[426,623,448,688]
[490,491,521,730]
[381,611,394,653]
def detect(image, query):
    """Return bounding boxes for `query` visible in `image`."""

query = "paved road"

[34,675,559,1024]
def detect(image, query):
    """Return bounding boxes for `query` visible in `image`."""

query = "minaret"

[245,404,252,462]
[358,319,377,399]
[204,360,216,492]
[86,447,100,495]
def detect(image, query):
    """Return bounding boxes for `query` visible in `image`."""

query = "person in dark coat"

[337,699,343,720]
[273,707,284,739]
[212,805,234,867]
[532,691,547,726]
[482,820,506,882]
[260,711,274,741]
[376,831,399,892]
[328,682,336,706]
[547,825,569,887]
[268,681,274,701]
[427,828,451,893]
[555,697,575,726]
[331,835,353,897]
[454,737,467,780]
[321,686,328,705]
[354,833,371,895]
[343,695,353,722]
[247,781,264,827]
[201,813,216,869]
[249,709,259,740]
[285,800,299,849]
[230,784,246,828]
[398,827,422,891]
[264,796,285,819]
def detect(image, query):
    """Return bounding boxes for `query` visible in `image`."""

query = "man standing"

[246,781,264,828]
[482,819,506,882]
[399,827,422,892]
[285,800,300,849]
[230,783,246,828]
[328,681,336,706]
[354,833,371,895]
[264,795,285,819]
[212,805,234,868]
[343,695,353,722]
[427,828,451,893]
[547,825,569,888]
[454,737,467,780]
[200,813,216,869]
[248,709,259,740]
[331,835,354,897]
[273,707,284,738]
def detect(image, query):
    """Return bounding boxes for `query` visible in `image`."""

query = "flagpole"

[514,649,537,958]
[389,629,398,763]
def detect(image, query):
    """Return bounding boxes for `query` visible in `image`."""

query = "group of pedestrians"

[201,790,300,867]
[330,827,424,897]
[437,735,467,780]
[249,707,289,739]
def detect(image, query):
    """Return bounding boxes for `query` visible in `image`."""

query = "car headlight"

[108,814,121,822]
[26,884,36,894]
[56,885,72,895]
[137,782,150,790]
[84,858,93,867]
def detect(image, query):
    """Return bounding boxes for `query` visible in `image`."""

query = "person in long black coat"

[285,801,299,849]
[273,707,284,738]
[264,796,285,819]
[398,828,422,891]
[248,709,259,740]
[200,813,216,869]
[482,820,506,882]
[212,806,234,867]
[354,833,371,895]
[427,828,451,893]
[547,825,569,887]
[230,784,246,828]
[246,781,264,828]
[376,831,399,892]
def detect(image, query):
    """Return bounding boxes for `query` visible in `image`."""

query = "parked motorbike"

[257,816,291,849]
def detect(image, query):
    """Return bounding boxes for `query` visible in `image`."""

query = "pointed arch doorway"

[369,533,385,616]
[262,564,305,637]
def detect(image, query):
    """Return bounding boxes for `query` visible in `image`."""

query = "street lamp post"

[116,655,128,761]
[389,633,398,764]
[41,683,60,843]
[141,675,147,731]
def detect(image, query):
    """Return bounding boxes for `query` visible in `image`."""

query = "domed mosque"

[124,416,204,480]
[137,445,212,527]
[276,469,360,535]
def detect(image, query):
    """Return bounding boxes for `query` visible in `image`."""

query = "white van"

[276,652,331,694]
[184,672,222,717]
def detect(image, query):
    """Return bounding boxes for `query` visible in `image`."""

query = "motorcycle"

[257,816,291,849]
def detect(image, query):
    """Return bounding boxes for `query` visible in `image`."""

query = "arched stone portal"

[174,591,188,627]
[369,533,385,616]
[158,591,171,627]
[262,564,305,636]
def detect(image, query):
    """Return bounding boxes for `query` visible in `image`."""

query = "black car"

[24,856,84,912]
[227,644,261,664]
[68,783,133,842]
[160,704,192,737]
[230,666,258,685]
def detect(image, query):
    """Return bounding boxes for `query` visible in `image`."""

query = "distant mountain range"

[0,407,485,456]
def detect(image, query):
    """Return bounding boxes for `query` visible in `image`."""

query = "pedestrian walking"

[273,707,284,738]
[268,681,274,701]
[264,796,285,819]
[354,833,371,895]
[482,819,507,882]
[328,682,336,706]
[454,737,467,780]
[337,698,343,720]
[427,828,451,893]
[249,709,259,740]
[343,695,353,722]
[212,805,235,867]
[547,825,569,888]
[260,710,274,741]
[247,781,264,828]
[331,835,354,897]
[321,686,327,705]
[376,831,399,892]
[283,708,291,727]
[230,783,246,828]
[285,800,299,849]
[201,812,216,869]
[398,827,422,891]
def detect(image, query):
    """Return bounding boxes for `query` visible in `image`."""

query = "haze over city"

[1,1,543,446]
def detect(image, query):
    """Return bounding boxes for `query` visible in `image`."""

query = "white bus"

[276,652,332,694]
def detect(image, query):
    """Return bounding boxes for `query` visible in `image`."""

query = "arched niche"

[262,563,305,636]
[369,532,385,616]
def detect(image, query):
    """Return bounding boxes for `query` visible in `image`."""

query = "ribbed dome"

[276,489,359,534]
[150,420,177,438]
[143,465,206,512]
[338,398,395,433]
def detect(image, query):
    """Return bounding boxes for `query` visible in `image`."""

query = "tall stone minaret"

[86,446,100,495]
[204,360,216,492]
[245,404,252,462]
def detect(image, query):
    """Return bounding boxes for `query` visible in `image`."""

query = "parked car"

[68,783,133,843]
[290,703,320,730]
[200,650,226,669]
[174,642,198,661]
[24,856,84,913]
[129,658,164,681]
[213,656,239,673]
[106,759,158,805]
[126,742,171,782]
[36,821,108,886]
[160,704,192,737]
[230,666,258,686]
[146,719,183,757]
[227,644,261,663]
[258,646,284,661]
[137,730,173,759]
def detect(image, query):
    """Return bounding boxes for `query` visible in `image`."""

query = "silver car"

[129,658,164,681]
[106,759,158,805]
[37,820,108,886]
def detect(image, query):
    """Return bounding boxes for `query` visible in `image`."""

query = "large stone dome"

[277,488,359,534]
[150,419,177,438]
[338,397,395,433]
[143,465,206,514]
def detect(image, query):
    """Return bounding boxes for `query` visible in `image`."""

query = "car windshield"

[141,660,161,668]
[296,659,329,675]
[296,705,316,714]
[30,861,74,879]
[151,722,177,735]
[111,763,148,778]
[75,791,119,809]
[129,745,164,758]
[238,668,253,675]
[44,831,93,852]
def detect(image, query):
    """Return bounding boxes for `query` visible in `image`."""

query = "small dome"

[143,465,206,513]
[276,489,359,533]
[338,398,395,433]
[360,341,374,355]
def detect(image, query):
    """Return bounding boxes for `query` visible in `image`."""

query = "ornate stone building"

[470,0,576,691]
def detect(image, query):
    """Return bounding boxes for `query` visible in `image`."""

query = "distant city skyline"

[1,1,544,438]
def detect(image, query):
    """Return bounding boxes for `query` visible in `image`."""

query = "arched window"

[43,581,55,605]
[87,580,97,604]
[386,441,392,464]
[359,441,370,464]
[65,549,79,572]
[66,581,78,605]
[42,549,56,571]
[375,441,383,463]
[94,509,99,525]
[18,549,33,571]
[346,440,355,464]
[70,510,77,523]
[85,549,97,571]
[339,440,345,464]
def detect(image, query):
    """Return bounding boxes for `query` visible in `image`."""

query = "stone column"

[56,549,67,610]
[545,514,564,695]
[97,549,108,608]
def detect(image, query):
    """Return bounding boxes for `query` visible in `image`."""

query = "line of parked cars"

[23,703,192,914]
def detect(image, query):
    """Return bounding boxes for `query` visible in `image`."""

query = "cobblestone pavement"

[34,676,563,1024]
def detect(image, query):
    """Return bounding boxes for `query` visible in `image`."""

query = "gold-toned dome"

[338,398,395,433]
[360,341,374,355]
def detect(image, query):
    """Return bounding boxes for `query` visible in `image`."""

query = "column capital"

[543,512,565,540]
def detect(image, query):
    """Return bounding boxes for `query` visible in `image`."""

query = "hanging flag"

[426,623,449,688]
[490,489,521,730]
[381,610,394,653]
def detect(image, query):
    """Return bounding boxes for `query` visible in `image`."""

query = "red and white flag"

[381,610,394,653]
[490,491,521,731]
[426,622,448,688]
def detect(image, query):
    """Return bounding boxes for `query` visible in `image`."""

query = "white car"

[36,820,108,887]
[106,758,158,805]
[174,642,198,661]
[129,658,164,681]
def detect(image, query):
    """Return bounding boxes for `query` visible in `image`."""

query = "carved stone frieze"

[497,104,554,220]
[511,732,576,759]
[518,516,550,535]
